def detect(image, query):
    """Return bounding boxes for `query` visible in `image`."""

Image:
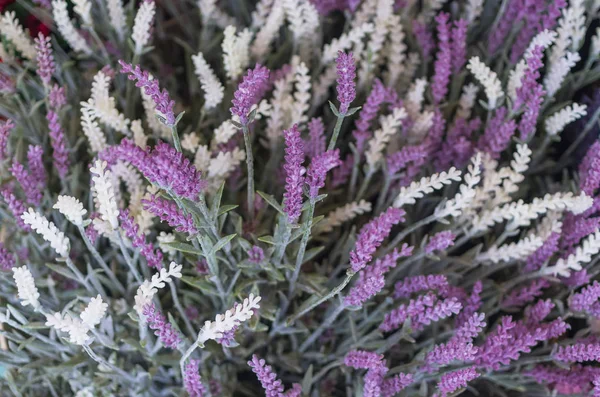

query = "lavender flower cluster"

[1,0,600,396]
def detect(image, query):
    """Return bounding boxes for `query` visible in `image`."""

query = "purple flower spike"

[344,350,384,369]
[364,366,387,397]
[27,145,46,188]
[436,366,479,397]
[306,117,326,158]
[382,374,413,397]
[1,187,29,231]
[0,119,14,160]
[119,209,163,269]
[34,33,55,86]
[554,343,600,363]
[247,355,285,397]
[102,139,205,199]
[488,0,521,54]
[502,279,551,308]
[353,79,387,150]
[451,19,468,73]
[477,107,517,159]
[142,195,197,234]
[143,303,181,349]
[386,144,428,176]
[394,274,449,299]
[0,242,15,271]
[119,60,176,125]
[432,12,451,104]
[413,21,435,59]
[425,231,456,254]
[49,85,66,110]
[524,232,560,272]
[306,150,341,198]
[184,359,208,397]
[46,110,70,178]
[380,293,462,332]
[9,160,42,206]
[569,281,600,313]
[345,246,413,307]
[581,141,600,195]
[335,51,356,114]
[331,154,353,188]
[248,245,264,264]
[349,207,405,273]
[230,64,270,124]
[283,124,305,223]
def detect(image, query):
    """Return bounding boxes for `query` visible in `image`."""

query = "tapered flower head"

[230,64,270,124]
[336,51,356,114]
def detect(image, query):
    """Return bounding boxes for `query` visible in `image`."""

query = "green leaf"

[7,305,27,325]
[174,111,186,126]
[258,235,275,245]
[162,241,203,256]
[211,182,225,219]
[45,263,78,282]
[345,106,361,116]
[180,276,217,295]
[218,204,238,216]
[257,191,285,215]
[22,322,47,330]
[302,365,314,392]
[211,234,236,254]
[303,246,324,264]
[328,101,340,116]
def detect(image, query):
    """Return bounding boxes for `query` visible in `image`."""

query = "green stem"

[381,213,437,255]
[375,175,392,214]
[272,221,291,267]
[286,271,355,325]
[287,199,316,301]
[83,345,137,383]
[169,282,196,337]
[328,114,346,151]
[242,124,255,219]
[64,257,96,295]
[77,226,125,295]
[299,301,347,352]
[171,124,182,152]
[355,169,374,201]
[125,53,140,119]
[117,233,143,284]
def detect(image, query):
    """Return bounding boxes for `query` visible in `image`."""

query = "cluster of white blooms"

[465,0,484,23]
[472,192,593,233]
[282,0,319,59]
[73,0,92,26]
[45,295,108,345]
[321,23,375,64]
[90,160,120,231]
[192,52,225,110]
[12,266,40,309]
[544,51,580,97]
[545,103,587,136]
[198,0,235,27]
[131,120,148,148]
[0,11,36,60]
[546,230,600,277]
[456,83,479,120]
[107,0,126,40]
[195,294,261,345]
[181,133,201,153]
[476,235,545,264]
[318,201,373,233]
[405,78,428,117]
[251,0,285,59]
[195,145,246,191]
[435,153,482,219]
[80,102,108,153]
[86,71,130,133]
[54,196,87,227]
[22,209,70,258]
[365,108,407,169]
[52,0,92,54]
[290,62,311,125]
[132,0,156,54]
[213,121,237,145]
[222,26,252,80]
[467,56,504,109]
[394,167,463,208]
[384,14,407,86]
[134,262,183,314]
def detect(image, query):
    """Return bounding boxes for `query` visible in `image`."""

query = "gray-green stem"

[272,220,292,267]
[328,114,346,151]
[287,199,316,301]
[299,301,347,352]
[242,124,255,219]
[171,124,182,152]
[117,233,143,283]
[286,271,355,325]
[77,225,125,295]
[64,257,96,296]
